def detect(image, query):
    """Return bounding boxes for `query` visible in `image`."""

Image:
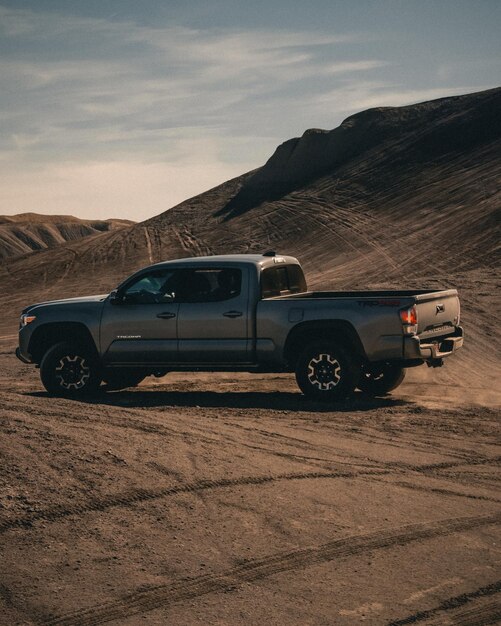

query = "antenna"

[262,250,276,257]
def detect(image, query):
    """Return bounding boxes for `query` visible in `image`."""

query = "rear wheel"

[295,341,359,401]
[102,370,146,391]
[358,364,405,397]
[40,342,101,397]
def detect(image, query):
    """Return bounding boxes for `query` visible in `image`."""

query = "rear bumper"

[404,326,464,361]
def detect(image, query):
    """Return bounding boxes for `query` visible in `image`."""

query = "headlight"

[20,314,36,328]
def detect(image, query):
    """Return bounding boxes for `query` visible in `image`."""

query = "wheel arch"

[284,320,367,369]
[29,322,98,364]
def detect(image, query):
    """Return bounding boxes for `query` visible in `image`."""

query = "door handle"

[156,312,176,319]
[223,310,243,318]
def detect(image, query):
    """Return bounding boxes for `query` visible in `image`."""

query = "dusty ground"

[0,334,500,626]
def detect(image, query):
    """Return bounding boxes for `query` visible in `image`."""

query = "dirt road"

[0,337,500,625]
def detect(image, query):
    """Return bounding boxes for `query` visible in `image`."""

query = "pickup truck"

[16,252,464,400]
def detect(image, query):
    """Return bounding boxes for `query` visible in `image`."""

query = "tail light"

[400,304,418,335]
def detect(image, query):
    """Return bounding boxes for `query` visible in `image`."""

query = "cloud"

[0,6,382,154]
[0,4,490,221]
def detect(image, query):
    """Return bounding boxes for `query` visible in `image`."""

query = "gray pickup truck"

[16,253,463,400]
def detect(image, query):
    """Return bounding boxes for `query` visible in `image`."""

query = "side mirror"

[109,289,122,305]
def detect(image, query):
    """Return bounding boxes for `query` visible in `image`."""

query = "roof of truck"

[148,253,300,269]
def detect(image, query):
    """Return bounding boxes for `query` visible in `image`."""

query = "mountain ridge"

[218,87,501,218]
[0,213,134,260]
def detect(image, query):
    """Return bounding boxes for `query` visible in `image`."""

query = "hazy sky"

[1,1,500,221]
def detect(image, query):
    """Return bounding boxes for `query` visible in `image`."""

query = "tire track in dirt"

[194,418,482,473]
[387,580,501,625]
[0,468,388,533]
[14,397,480,477]
[385,457,501,491]
[368,476,501,504]
[415,456,501,472]
[373,455,501,497]
[4,399,380,474]
[322,422,489,461]
[42,513,501,626]
[6,399,500,489]
[5,400,218,446]
[373,455,501,476]
[291,411,498,461]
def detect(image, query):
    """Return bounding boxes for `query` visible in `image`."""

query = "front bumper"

[15,346,32,364]
[404,326,464,361]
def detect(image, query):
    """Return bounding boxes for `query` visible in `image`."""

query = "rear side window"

[287,264,307,294]
[261,265,307,298]
[169,268,242,303]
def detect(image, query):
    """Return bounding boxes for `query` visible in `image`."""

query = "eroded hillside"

[0,213,133,260]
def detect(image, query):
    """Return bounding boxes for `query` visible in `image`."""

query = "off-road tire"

[358,364,406,397]
[102,370,146,391]
[295,341,359,401]
[40,342,101,397]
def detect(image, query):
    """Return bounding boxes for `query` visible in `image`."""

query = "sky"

[1,1,500,222]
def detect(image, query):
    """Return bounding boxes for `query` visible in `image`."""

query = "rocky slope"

[0,213,133,260]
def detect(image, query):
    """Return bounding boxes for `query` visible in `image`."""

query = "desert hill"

[2,87,498,290]
[3,86,500,390]
[1,87,500,390]
[0,213,134,260]
[220,87,500,217]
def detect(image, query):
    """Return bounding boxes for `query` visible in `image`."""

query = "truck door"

[100,268,179,365]
[175,267,251,363]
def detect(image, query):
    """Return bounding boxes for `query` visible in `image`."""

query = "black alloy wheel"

[358,363,406,397]
[295,341,359,401]
[40,342,101,397]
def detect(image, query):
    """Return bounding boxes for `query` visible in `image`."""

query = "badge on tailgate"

[436,304,445,314]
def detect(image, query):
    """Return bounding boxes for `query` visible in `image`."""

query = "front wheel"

[40,342,101,397]
[295,341,359,401]
[358,364,406,397]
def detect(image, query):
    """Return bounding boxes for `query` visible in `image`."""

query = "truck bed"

[276,289,457,300]
[258,287,461,364]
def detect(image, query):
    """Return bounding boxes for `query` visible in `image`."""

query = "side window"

[287,265,307,294]
[172,268,242,303]
[121,270,176,304]
[120,267,243,304]
[261,267,289,298]
[261,265,307,298]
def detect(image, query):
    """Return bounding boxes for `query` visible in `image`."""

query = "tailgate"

[415,290,460,340]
